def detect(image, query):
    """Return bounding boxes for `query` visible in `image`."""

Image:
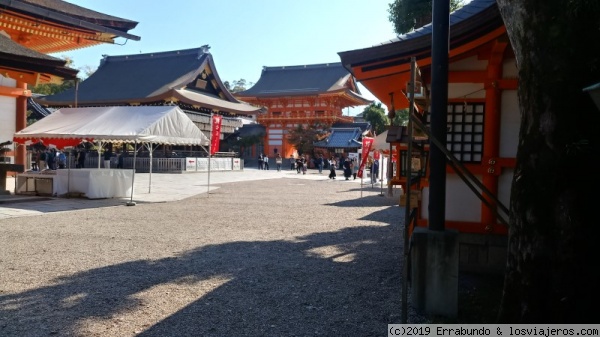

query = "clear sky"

[58,0,400,115]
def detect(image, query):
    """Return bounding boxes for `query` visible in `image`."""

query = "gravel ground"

[0,177,427,336]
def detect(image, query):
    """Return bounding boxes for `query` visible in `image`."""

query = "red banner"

[357,137,374,178]
[210,115,222,155]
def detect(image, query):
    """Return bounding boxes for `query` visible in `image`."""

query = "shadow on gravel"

[0,224,411,336]
[325,194,398,208]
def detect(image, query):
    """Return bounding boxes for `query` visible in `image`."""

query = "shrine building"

[234,63,371,158]
[339,0,517,271]
[36,46,264,154]
[0,0,139,166]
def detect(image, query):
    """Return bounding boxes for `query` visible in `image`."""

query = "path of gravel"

[0,177,425,336]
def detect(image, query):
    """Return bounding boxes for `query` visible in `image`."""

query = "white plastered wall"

[0,75,17,145]
[420,56,520,222]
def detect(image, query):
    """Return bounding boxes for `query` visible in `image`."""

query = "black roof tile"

[39,48,211,103]
[237,62,354,97]
[17,0,138,29]
[314,127,363,149]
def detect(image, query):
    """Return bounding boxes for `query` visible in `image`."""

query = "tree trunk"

[496,0,600,322]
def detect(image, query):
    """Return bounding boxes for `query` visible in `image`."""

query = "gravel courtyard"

[0,177,418,336]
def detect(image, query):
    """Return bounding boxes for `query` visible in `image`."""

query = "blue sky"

[58,0,400,115]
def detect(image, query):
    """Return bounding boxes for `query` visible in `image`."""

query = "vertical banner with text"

[210,114,222,155]
[357,137,374,178]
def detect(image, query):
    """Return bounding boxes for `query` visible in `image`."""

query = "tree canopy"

[362,102,389,134]
[388,0,463,34]
[224,79,254,93]
[287,122,328,156]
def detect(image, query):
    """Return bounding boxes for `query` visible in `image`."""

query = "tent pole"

[67,150,71,197]
[146,143,153,193]
[126,141,137,206]
[97,141,102,169]
[380,156,384,196]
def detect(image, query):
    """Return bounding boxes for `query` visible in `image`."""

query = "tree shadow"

[0,224,413,336]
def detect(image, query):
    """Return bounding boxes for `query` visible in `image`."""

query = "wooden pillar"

[15,81,28,167]
[481,40,507,229]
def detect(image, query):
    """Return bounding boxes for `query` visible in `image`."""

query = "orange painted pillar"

[481,60,503,230]
[15,81,28,168]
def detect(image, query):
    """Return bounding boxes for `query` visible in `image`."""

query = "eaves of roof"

[338,0,500,70]
[34,88,264,116]
[314,127,363,148]
[0,0,140,41]
[37,48,212,104]
[0,33,78,78]
[20,0,138,29]
[236,62,357,97]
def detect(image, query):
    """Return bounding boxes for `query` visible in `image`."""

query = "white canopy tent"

[14,106,209,202]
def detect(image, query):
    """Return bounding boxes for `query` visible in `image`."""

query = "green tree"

[496,0,600,322]
[287,122,328,156]
[388,0,463,34]
[391,108,410,126]
[31,55,94,95]
[31,80,75,95]
[362,102,389,134]
[225,79,254,93]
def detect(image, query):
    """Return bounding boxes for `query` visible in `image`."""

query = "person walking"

[328,157,337,179]
[76,148,86,168]
[290,154,296,170]
[263,154,269,170]
[371,158,379,185]
[296,156,303,174]
[343,157,352,180]
[38,149,47,171]
[57,151,66,169]
[352,157,359,180]
[258,153,264,170]
[275,154,283,171]
[316,154,324,174]
[117,150,125,169]
[301,156,307,174]
[103,145,112,169]
[46,149,56,170]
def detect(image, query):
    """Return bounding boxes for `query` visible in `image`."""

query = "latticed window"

[425,102,485,163]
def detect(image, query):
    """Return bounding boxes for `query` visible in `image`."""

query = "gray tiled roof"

[314,128,362,149]
[332,121,370,133]
[0,32,60,61]
[19,0,138,29]
[39,48,212,104]
[338,0,501,67]
[379,0,497,46]
[0,32,78,78]
[0,0,140,40]
[237,62,356,97]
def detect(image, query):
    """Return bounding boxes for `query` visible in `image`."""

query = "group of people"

[260,152,380,182]
[329,157,360,180]
[32,148,66,171]
[287,155,308,174]
[31,144,127,171]
[258,153,285,171]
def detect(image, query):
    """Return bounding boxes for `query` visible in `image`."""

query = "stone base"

[411,227,459,317]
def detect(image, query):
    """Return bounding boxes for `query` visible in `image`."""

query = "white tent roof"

[373,130,389,150]
[14,106,209,146]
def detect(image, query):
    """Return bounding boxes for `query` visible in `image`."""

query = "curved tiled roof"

[20,0,138,29]
[0,32,78,78]
[39,48,210,103]
[37,47,263,116]
[236,62,363,97]
[0,0,140,40]
[314,127,363,149]
[338,0,501,67]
